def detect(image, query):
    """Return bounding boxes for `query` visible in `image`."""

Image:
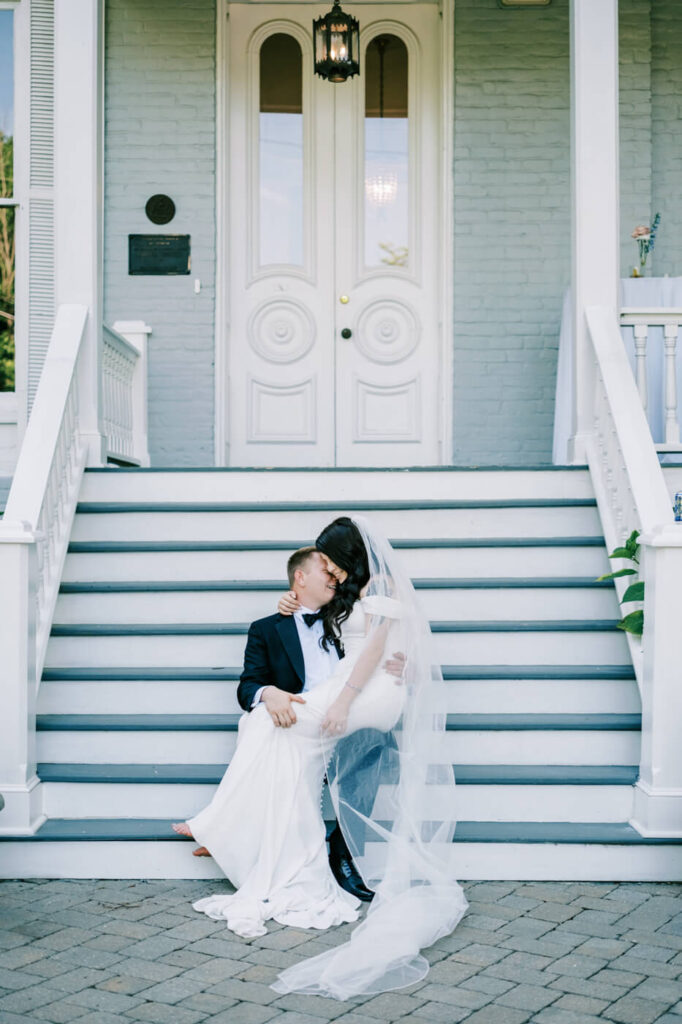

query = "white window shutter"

[27,0,55,410]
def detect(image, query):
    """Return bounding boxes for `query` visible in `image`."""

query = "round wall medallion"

[356,299,420,363]
[145,194,176,225]
[248,299,315,363]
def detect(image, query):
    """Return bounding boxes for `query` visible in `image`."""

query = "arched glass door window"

[259,33,304,267]
[364,34,408,269]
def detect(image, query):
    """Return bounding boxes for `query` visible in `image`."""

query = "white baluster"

[633,324,648,413]
[663,322,680,446]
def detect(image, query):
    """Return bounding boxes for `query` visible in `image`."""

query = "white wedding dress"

[188,596,405,939]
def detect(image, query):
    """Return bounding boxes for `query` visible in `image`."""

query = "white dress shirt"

[252,605,339,707]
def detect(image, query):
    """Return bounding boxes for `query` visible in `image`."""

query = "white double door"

[226,3,443,466]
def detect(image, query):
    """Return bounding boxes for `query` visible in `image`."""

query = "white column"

[631,528,682,837]
[0,529,44,833]
[54,0,105,465]
[569,0,620,462]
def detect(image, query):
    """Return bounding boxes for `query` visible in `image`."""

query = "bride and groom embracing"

[173,516,468,1000]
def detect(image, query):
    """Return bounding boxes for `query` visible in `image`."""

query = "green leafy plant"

[596,529,643,636]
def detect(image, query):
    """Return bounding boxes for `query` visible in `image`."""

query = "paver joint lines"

[0,879,682,1023]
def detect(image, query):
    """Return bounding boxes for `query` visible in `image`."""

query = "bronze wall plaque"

[128,234,190,275]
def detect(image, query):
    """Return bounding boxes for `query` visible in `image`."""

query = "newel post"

[0,527,43,833]
[569,0,620,462]
[630,527,682,837]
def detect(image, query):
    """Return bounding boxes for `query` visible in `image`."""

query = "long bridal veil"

[271,515,468,1000]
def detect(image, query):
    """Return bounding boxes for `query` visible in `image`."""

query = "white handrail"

[1,304,89,680]
[585,305,682,838]
[586,306,673,541]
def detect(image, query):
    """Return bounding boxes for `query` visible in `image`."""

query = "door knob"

[341,328,352,340]
[339,295,350,304]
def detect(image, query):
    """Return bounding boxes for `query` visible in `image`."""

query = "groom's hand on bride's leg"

[262,685,306,727]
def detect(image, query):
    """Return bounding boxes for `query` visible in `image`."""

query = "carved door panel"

[228,7,336,466]
[334,8,441,465]
[227,4,441,466]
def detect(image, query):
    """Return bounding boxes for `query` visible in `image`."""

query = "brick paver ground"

[1,879,682,1024]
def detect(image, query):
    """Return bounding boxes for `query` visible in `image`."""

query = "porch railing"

[102,321,150,466]
[619,308,682,453]
[0,305,90,831]
[1,305,89,678]
[585,305,682,837]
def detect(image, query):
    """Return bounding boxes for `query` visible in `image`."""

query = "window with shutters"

[0,3,16,391]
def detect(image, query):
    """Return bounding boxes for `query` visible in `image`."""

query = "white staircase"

[3,466,682,879]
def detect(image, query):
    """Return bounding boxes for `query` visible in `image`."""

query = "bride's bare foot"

[172,822,193,838]
[193,846,211,857]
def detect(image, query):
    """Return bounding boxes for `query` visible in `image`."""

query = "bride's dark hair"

[315,516,370,651]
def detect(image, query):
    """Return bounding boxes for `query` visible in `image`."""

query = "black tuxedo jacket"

[237,612,342,713]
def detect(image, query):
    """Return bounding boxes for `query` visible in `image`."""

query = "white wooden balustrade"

[102,321,150,467]
[620,308,682,452]
[585,306,682,839]
[0,305,89,833]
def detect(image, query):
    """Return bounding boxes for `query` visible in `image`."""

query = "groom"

[237,546,400,902]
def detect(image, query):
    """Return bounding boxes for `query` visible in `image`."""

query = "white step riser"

[70,506,602,543]
[53,587,621,625]
[37,730,640,765]
[37,680,641,716]
[62,546,612,582]
[41,781,635,824]
[81,469,595,504]
[44,630,631,669]
[2,840,680,881]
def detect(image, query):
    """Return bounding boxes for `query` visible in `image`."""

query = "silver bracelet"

[345,681,362,693]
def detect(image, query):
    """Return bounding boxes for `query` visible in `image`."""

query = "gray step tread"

[35,713,642,732]
[36,763,640,786]
[2,818,677,846]
[40,664,637,681]
[67,537,607,553]
[49,620,622,637]
[75,499,597,513]
[84,466,589,473]
[58,577,615,594]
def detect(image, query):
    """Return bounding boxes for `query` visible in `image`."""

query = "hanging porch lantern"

[313,1,360,83]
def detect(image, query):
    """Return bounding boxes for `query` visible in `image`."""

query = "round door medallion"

[248,299,315,363]
[356,299,420,363]
[145,194,176,225]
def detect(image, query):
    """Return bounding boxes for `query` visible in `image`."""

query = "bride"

[174,515,467,999]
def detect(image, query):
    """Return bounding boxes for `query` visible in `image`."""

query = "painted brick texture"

[652,0,682,277]
[103,0,216,466]
[452,0,570,466]
[619,0,652,278]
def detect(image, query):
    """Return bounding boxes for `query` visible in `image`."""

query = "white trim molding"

[569,0,620,462]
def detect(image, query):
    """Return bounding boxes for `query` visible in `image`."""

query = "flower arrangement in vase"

[631,213,661,277]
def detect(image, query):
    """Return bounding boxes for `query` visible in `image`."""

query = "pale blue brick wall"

[651,0,682,276]
[619,0,652,278]
[452,0,570,465]
[103,0,216,466]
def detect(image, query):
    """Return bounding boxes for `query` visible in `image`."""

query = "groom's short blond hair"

[287,546,317,587]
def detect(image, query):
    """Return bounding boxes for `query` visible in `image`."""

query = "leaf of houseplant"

[622,581,644,602]
[595,568,637,582]
[618,610,644,635]
[608,547,634,559]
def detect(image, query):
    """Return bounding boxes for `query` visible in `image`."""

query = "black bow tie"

[302,611,323,627]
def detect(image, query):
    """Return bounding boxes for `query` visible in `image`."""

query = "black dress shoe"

[328,829,375,902]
